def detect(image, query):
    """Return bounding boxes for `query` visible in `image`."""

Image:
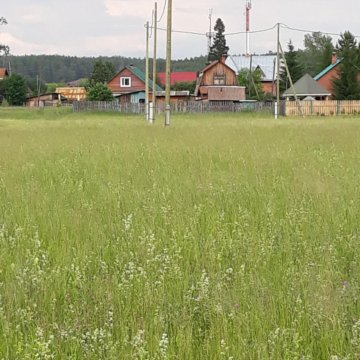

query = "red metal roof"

[157,72,197,86]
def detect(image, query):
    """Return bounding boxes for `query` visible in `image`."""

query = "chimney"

[220,54,228,64]
[331,52,337,65]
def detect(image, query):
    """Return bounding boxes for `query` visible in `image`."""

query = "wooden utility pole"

[276,23,280,119]
[165,0,172,127]
[145,21,150,121]
[279,42,303,117]
[151,2,158,124]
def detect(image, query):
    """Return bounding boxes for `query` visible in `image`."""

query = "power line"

[149,22,360,40]
[153,25,277,37]
[156,27,206,36]
[157,0,167,23]
[226,24,278,36]
[280,23,360,38]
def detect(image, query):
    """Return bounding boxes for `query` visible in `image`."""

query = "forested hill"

[7,55,208,83]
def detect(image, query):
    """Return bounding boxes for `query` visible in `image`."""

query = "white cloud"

[104,0,152,18]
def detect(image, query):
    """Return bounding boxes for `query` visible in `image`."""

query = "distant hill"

[6,55,208,83]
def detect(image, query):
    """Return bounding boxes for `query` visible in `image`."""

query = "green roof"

[127,66,163,92]
[314,58,342,81]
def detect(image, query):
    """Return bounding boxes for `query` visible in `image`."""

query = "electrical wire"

[226,24,278,36]
[280,23,360,38]
[156,27,207,36]
[153,24,278,37]
[157,0,167,24]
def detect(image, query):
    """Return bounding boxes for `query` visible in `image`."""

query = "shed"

[26,93,66,107]
[282,73,331,100]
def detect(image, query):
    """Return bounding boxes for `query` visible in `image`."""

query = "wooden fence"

[285,100,360,116]
[73,100,275,114]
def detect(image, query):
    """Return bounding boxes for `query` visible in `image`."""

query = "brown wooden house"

[195,56,245,101]
[0,68,9,81]
[107,65,162,103]
[26,93,66,107]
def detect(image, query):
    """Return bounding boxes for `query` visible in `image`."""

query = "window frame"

[120,77,131,88]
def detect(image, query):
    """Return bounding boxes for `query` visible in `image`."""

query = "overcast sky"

[1,0,360,59]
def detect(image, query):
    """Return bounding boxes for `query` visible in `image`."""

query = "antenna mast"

[206,9,214,55]
[245,0,252,55]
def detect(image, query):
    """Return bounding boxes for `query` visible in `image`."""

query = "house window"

[214,75,226,85]
[120,77,131,87]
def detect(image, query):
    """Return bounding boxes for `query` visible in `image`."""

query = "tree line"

[1,15,360,103]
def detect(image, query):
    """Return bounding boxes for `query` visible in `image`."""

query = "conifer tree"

[280,41,303,93]
[332,31,360,100]
[208,18,229,62]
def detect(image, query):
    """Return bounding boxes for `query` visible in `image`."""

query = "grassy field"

[0,108,360,359]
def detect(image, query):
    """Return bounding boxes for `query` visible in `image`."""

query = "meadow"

[0,108,360,359]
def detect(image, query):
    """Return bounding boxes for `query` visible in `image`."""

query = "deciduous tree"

[86,83,114,101]
[90,59,116,85]
[3,74,27,106]
[297,32,334,76]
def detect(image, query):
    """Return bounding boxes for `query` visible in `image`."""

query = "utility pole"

[279,42,303,117]
[37,75,41,107]
[145,21,150,121]
[165,0,172,127]
[245,0,252,56]
[276,22,280,119]
[151,2,158,124]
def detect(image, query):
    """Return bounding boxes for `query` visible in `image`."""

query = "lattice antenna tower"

[206,9,215,55]
[246,0,252,55]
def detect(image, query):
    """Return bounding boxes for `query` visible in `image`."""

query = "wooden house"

[0,68,9,81]
[56,87,87,102]
[194,56,245,101]
[107,65,162,103]
[26,93,66,107]
[226,54,278,96]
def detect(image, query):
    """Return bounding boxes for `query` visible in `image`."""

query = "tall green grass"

[1,109,360,359]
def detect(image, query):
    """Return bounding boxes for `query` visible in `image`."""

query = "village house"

[26,93,67,107]
[194,55,245,102]
[157,72,197,88]
[0,68,8,81]
[107,65,162,104]
[56,87,87,102]
[314,53,360,97]
[226,54,277,96]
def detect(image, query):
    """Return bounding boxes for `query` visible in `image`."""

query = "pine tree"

[280,41,303,93]
[208,18,229,62]
[332,31,360,100]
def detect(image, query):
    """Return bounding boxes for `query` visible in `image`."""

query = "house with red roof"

[157,72,197,87]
